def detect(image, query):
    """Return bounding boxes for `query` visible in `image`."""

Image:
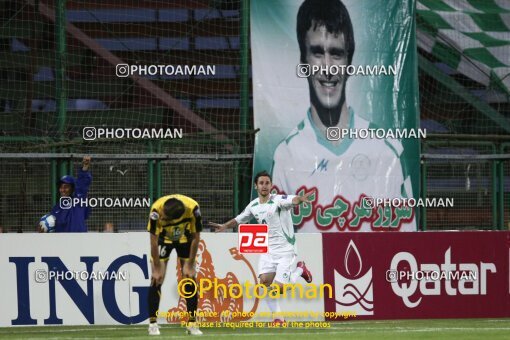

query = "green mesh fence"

[422,141,498,230]
[0,0,252,233]
[0,0,252,155]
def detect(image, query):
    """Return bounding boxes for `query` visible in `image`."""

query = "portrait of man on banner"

[251,0,420,232]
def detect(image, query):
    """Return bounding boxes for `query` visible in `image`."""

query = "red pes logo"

[238,224,268,253]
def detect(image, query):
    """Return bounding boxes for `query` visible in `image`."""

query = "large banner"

[323,231,510,319]
[251,0,420,232]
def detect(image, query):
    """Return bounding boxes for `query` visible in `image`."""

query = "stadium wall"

[1,232,509,326]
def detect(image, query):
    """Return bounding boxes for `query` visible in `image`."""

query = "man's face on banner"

[305,25,348,112]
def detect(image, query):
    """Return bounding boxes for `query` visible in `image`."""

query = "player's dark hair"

[163,198,185,220]
[254,170,272,184]
[297,0,355,64]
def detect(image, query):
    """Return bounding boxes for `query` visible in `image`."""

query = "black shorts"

[158,237,192,261]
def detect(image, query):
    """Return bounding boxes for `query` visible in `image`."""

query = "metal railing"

[421,140,510,230]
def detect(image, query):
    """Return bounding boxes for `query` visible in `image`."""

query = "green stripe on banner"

[432,41,461,68]
[417,10,453,30]
[470,13,508,32]
[464,32,510,47]
[464,48,507,68]
[419,0,455,12]
[467,0,509,13]
[416,14,438,36]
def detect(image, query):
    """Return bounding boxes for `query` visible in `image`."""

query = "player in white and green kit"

[210,171,313,324]
[271,0,416,232]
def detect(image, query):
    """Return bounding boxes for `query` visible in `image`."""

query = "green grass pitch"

[1,319,509,339]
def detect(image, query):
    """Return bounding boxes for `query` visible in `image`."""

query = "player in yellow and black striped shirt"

[147,194,203,336]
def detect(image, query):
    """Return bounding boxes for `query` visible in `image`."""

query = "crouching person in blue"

[50,156,92,232]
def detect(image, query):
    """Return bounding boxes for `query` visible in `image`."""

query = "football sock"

[184,280,198,322]
[265,296,282,320]
[148,283,162,323]
[290,267,303,284]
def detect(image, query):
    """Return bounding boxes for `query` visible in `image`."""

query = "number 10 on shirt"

[238,224,268,253]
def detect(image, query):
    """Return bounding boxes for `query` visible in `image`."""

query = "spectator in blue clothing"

[47,156,92,232]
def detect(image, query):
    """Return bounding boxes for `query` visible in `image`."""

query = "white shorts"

[258,252,297,284]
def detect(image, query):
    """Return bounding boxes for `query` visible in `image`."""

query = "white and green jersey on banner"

[272,108,416,233]
[235,195,297,255]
